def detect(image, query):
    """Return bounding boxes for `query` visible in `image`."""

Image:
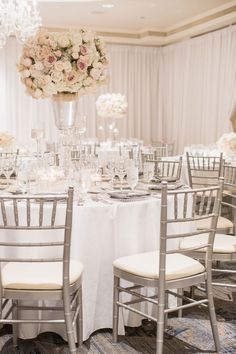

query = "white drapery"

[159,25,236,153]
[0,25,236,153]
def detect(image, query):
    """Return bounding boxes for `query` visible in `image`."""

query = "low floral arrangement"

[216,132,236,155]
[18,29,109,99]
[96,93,127,118]
[0,132,15,148]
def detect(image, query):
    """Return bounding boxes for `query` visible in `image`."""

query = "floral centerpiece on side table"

[96,93,127,118]
[216,132,236,160]
[96,93,127,141]
[0,132,15,149]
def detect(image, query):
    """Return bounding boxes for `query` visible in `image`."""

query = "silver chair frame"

[0,187,82,354]
[113,180,223,354]
[186,191,236,292]
[186,152,223,188]
[148,157,182,181]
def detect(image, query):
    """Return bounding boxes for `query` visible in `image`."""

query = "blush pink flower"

[76,60,88,72]
[80,45,89,56]
[44,54,57,67]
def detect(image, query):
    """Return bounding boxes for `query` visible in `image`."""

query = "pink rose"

[80,45,89,56]
[76,60,88,72]
[44,54,57,67]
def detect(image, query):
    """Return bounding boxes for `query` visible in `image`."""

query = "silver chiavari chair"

[112,179,223,354]
[0,187,83,354]
[180,189,236,294]
[186,152,233,234]
[151,157,182,181]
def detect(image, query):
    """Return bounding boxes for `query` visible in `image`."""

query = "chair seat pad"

[113,251,205,280]
[196,216,233,231]
[180,234,236,253]
[2,260,83,290]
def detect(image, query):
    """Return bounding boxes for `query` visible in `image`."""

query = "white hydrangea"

[217,132,236,155]
[96,93,128,118]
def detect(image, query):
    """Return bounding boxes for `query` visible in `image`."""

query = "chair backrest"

[0,187,74,290]
[224,164,236,190]
[186,152,223,188]
[145,157,182,181]
[159,179,223,282]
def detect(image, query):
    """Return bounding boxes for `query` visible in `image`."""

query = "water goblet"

[115,159,127,191]
[143,161,155,183]
[2,157,15,188]
[126,166,139,191]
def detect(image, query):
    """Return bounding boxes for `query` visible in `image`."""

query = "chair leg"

[164,292,168,329]
[156,288,165,354]
[177,288,183,318]
[205,279,220,353]
[63,295,77,354]
[112,275,120,343]
[76,286,83,348]
[12,300,18,348]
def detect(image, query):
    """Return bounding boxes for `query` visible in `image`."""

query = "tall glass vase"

[51,93,79,176]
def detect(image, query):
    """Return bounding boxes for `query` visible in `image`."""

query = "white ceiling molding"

[40,0,236,45]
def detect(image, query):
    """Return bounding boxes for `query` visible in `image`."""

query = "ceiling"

[38,0,236,45]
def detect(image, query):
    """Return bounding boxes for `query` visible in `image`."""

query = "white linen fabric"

[0,196,192,341]
[0,25,236,153]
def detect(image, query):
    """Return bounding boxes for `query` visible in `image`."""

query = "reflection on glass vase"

[105,117,116,142]
[51,93,79,176]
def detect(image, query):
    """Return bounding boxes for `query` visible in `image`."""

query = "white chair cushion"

[113,251,205,281]
[196,216,233,231]
[2,260,83,290]
[180,233,236,253]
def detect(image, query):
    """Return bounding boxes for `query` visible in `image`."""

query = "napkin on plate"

[148,182,184,190]
[108,191,150,199]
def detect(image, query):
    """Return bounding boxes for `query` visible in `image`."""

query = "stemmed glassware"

[126,165,139,191]
[115,158,127,191]
[106,160,116,188]
[143,161,155,183]
[1,157,15,188]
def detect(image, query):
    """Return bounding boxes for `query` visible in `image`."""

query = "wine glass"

[106,160,116,188]
[2,157,15,188]
[143,162,154,183]
[126,166,139,191]
[115,159,127,191]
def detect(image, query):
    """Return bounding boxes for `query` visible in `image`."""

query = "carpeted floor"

[0,293,236,354]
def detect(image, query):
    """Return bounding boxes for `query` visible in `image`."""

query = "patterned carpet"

[0,294,236,354]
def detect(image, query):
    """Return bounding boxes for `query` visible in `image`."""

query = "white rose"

[54,60,64,72]
[90,68,101,80]
[51,70,64,83]
[21,69,31,78]
[63,61,72,73]
[72,52,79,59]
[32,88,43,99]
[43,82,57,96]
[34,61,44,71]
[71,33,82,46]
[57,35,70,48]
[23,58,32,67]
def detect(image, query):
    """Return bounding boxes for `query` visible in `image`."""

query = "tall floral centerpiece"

[217,132,236,161]
[18,29,109,173]
[96,93,127,141]
[18,28,109,129]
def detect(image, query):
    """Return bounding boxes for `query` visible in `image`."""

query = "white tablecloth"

[1,195,190,341]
